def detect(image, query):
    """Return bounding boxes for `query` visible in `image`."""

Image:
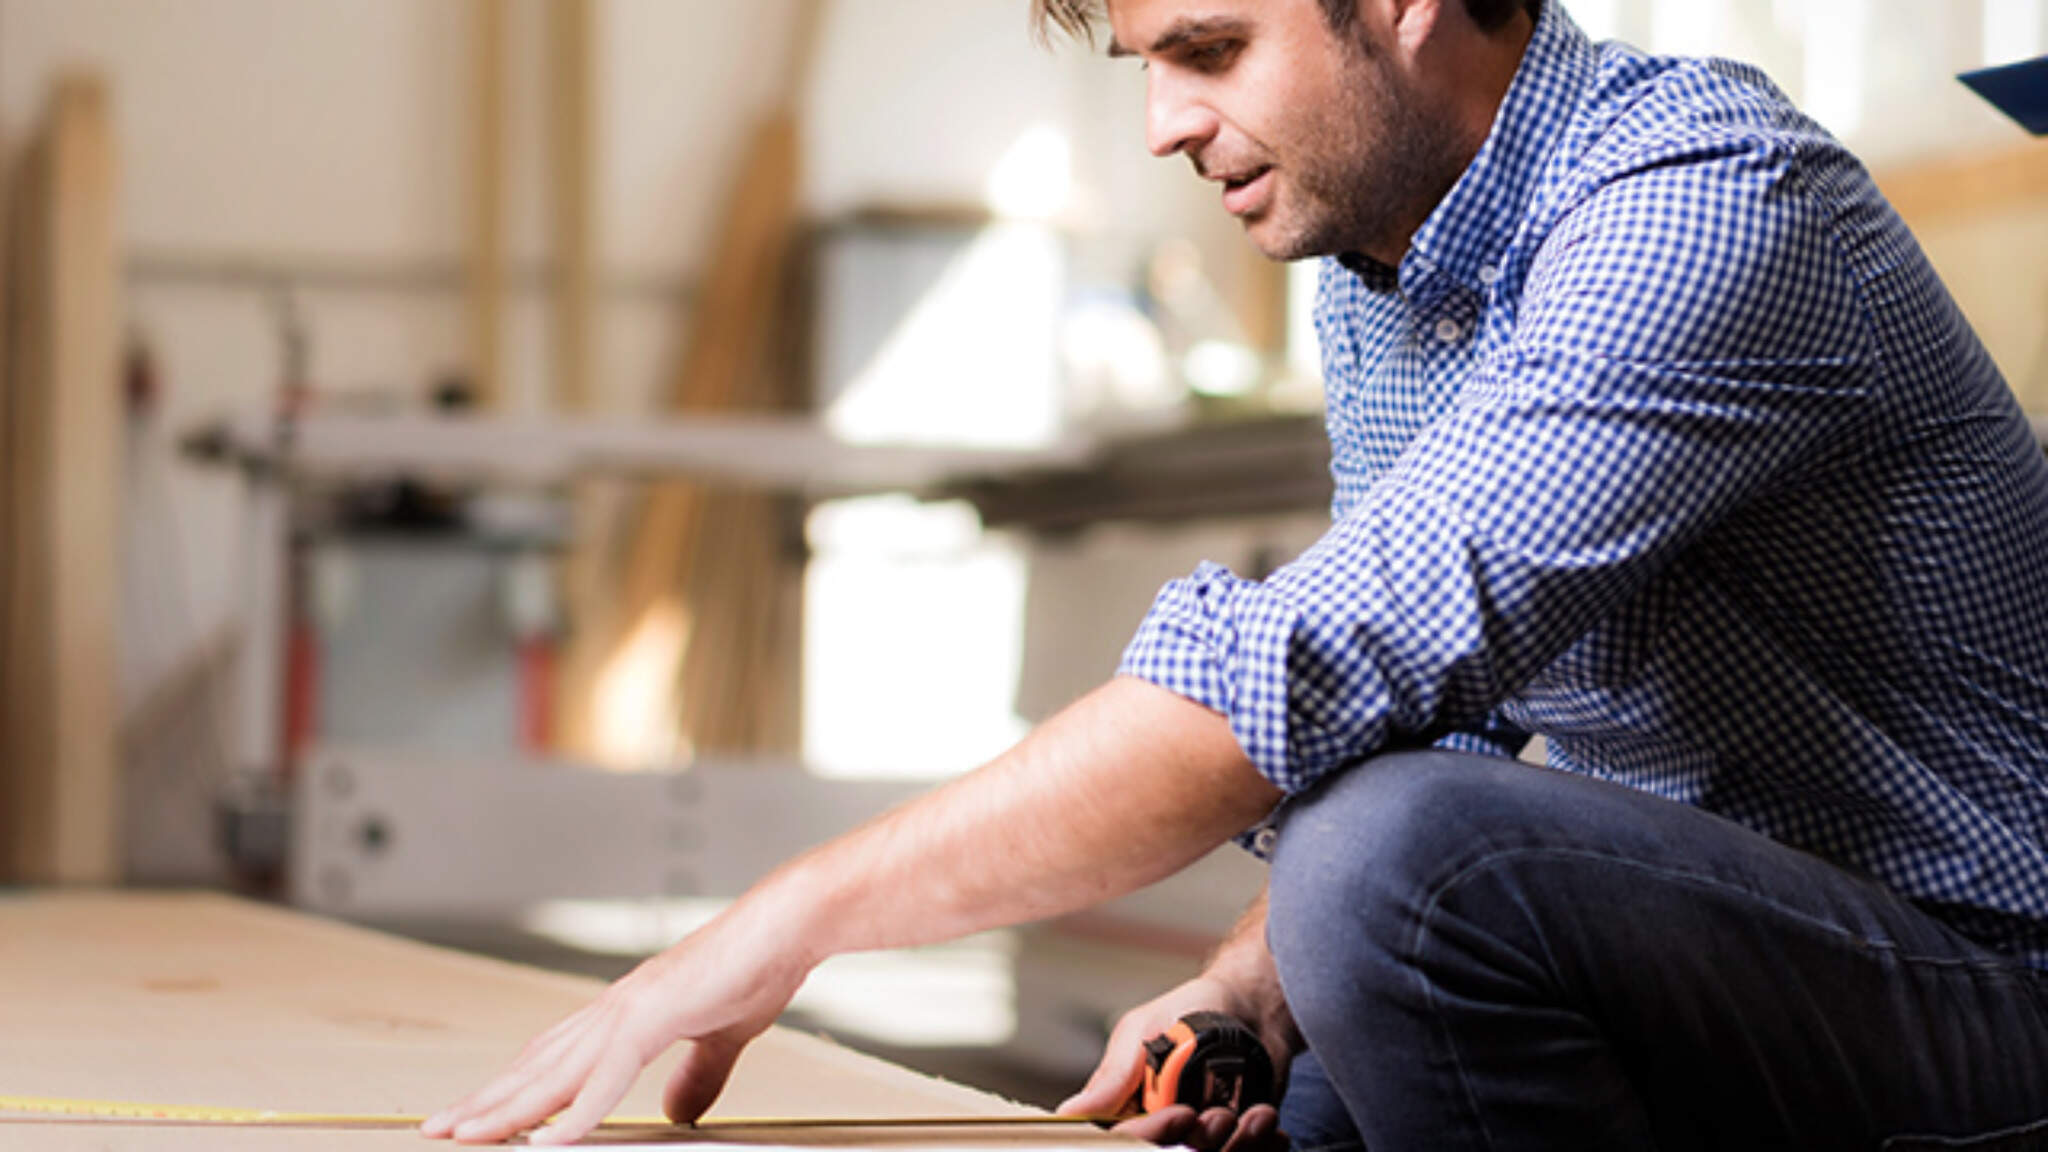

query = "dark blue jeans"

[1266,750,2048,1151]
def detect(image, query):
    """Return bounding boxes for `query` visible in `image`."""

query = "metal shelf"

[946,412,1333,532]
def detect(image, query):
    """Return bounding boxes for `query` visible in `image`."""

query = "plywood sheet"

[0,892,1132,1149]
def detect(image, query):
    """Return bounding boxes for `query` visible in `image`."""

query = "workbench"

[0,891,1134,1149]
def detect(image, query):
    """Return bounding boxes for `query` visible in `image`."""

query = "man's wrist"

[1204,966,1300,1059]
[1199,899,1301,1057]
[727,850,840,975]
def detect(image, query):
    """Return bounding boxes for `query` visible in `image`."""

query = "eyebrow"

[1106,15,1251,59]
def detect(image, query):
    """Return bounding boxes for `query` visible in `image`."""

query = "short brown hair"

[1033,0,1540,44]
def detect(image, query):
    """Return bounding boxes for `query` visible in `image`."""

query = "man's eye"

[1183,41,1241,70]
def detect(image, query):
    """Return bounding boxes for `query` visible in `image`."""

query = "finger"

[420,1107,457,1139]
[424,1015,591,1136]
[1195,1106,1238,1151]
[451,1033,601,1146]
[663,1032,745,1124]
[1057,1032,1145,1115]
[1112,1104,1200,1147]
[1057,1063,1142,1117]
[451,1073,578,1146]
[1057,1072,1140,1116]
[528,1046,643,1146]
[1220,1105,1282,1152]
[425,1063,541,1139]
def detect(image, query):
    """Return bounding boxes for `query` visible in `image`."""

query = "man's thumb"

[1056,1048,1142,1117]
[663,1033,744,1124]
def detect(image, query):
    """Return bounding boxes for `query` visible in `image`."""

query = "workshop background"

[1,0,2044,1108]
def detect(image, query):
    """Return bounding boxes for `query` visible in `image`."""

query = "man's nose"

[1145,70,1216,158]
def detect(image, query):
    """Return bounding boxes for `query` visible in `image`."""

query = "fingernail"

[528,1125,562,1146]
[453,1120,482,1141]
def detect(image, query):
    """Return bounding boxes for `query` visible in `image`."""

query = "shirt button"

[1478,263,1502,285]
[1253,827,1278,855]
[1434,318,1464,343]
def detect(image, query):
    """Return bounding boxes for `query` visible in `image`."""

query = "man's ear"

[1383,0,1449,59]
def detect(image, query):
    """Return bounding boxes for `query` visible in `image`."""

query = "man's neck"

[1356,9,1539,269]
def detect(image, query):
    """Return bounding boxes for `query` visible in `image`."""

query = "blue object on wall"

[1961,54,2048,136]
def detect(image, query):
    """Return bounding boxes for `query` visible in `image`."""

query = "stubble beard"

[1253,30,1462,265]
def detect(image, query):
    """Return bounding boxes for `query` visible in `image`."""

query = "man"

[425,0,2048,1146]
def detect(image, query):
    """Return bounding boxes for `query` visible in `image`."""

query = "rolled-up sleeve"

[1120,136,1879,797]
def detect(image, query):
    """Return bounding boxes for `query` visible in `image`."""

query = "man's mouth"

[1220,166,1274,216]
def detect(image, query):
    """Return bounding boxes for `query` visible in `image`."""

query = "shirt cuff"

[1117,560,1308,783]
[1434,718,1531,761]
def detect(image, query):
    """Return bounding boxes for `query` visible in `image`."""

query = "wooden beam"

[3,75,122,884]
[547,0,602,751]
[550,0,596,412]
[0,7,14,874]
[467,0,508,410]
[547,0,603,756]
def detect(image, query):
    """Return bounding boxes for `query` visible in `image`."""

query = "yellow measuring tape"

[0,1093,1114,1130]
[0,1094,443,1128]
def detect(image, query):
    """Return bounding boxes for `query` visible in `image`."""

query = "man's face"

[1107,0,1458,263]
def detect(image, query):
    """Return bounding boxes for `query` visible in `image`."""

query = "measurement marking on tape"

[0,1094,1116,1130]
[0,1094,437,1127]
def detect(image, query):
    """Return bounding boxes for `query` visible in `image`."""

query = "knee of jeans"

[1267,752,1512,1002]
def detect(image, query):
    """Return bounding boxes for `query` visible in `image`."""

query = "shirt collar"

[1347,0,1598,298]
[1337,250,1400,293]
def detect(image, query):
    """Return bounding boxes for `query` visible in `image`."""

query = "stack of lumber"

[557,1,821,762]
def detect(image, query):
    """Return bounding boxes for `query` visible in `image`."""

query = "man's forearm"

[426,653,1286,1146]
[751,675,1284,968]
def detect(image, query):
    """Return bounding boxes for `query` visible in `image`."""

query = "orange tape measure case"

[1139,1012,1277,1114]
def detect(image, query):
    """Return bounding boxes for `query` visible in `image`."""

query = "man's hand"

[1060,886,1299,1152]
[1057,975,1296,1152]
[420,902,808,1146]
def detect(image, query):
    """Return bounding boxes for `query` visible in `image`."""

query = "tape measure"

[0,1094,1117,1131]
[1139,1012,1277,1114]
[0,1094,444,1128]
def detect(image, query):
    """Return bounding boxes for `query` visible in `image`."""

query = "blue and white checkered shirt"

[1119,1,2048,964]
